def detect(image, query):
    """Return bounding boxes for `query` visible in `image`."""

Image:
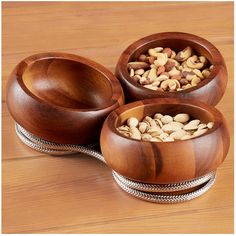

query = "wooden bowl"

[7,52,125,144]
[100,98,230,184]
[115,32,227,106]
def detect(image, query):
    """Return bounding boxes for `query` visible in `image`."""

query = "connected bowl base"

[15,123,216,204]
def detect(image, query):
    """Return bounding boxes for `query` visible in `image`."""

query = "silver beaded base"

[15,123,216,204]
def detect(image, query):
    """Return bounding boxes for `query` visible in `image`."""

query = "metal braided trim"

[15,123,216,203]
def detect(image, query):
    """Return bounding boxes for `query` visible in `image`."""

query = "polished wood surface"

[116,32,227,105]
[101,98,230,183]
[2,2,233,233]
[7,52,124,144]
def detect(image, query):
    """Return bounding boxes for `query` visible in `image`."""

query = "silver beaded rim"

[15,123,216,203]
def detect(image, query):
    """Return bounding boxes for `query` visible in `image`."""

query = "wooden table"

[2,2,234,233]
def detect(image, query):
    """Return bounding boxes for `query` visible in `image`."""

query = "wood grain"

[115,32,227,105]
[2,2,234,233]
[101,98,230,183]
[6,52,124,144]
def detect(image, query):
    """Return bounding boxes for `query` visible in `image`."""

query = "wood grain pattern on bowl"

[7,52,125,144]
[100,98,230,184]
[115,32,227,106]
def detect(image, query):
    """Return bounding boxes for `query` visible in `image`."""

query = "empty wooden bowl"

[115,32,227,105]
[100,98,229,184]
[7,52,125,144]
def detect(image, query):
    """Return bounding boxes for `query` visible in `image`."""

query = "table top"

[2,2,234,233]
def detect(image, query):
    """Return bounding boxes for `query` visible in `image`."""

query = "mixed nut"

[127,46,213,92]
[117,113,214,142]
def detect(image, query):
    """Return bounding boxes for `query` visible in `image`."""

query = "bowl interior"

[22,58,113,109]
[114,103,217,130]
[129,38,214,65]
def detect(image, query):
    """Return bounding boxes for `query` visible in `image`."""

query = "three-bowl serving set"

[6,32,230,203]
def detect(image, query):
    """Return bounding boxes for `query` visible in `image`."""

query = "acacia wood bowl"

[7,52,125,144]
[115,32,227,106]
[100,98,230,184]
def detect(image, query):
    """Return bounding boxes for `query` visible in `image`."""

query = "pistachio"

[170,129,187,140]
[174,113,190,123]
[130,126,141,140]
[207,122,214,129]
[184,119,201,130]
[141,133,152,141]
[150,137,162,142]
[154,113,163,119]
[161,115,173,124]
[193,128,208,137]
[117,113,214,142]
[127,117,139,127]
[181,134,192,140]
[139,122,148,133]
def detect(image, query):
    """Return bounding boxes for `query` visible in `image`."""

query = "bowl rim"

[13,52,123,112]
[105,98,224,144]
[116,31,225,95]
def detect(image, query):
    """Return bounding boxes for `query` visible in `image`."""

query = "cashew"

[202,69,211,78]
[175,46,192,61]
[174,113,190,123]
[154,53,168,66]
[161,115,173,124]
[153,47,163,52]
[139,77,152,85]
[156,74,169,82]
[184,119,201,130]
[168,67,180,76]
[148,68,158,80]
[127,117,139,127]
[148,48,159,57]
[199,56,207,66]
[192,69,204,79]
[209,65,214,71]
[182,84,192,90]
[128,61,150,70]
[143,84,158,91]
[186,56,204,69]
[152,80,160,87]
[135,69,145,75]
[186,73,197,81]
[191,76,201,86]
[142,70,150,78]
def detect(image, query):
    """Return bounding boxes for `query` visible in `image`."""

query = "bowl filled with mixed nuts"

[100,98,229,184]
[116,32,227,106]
